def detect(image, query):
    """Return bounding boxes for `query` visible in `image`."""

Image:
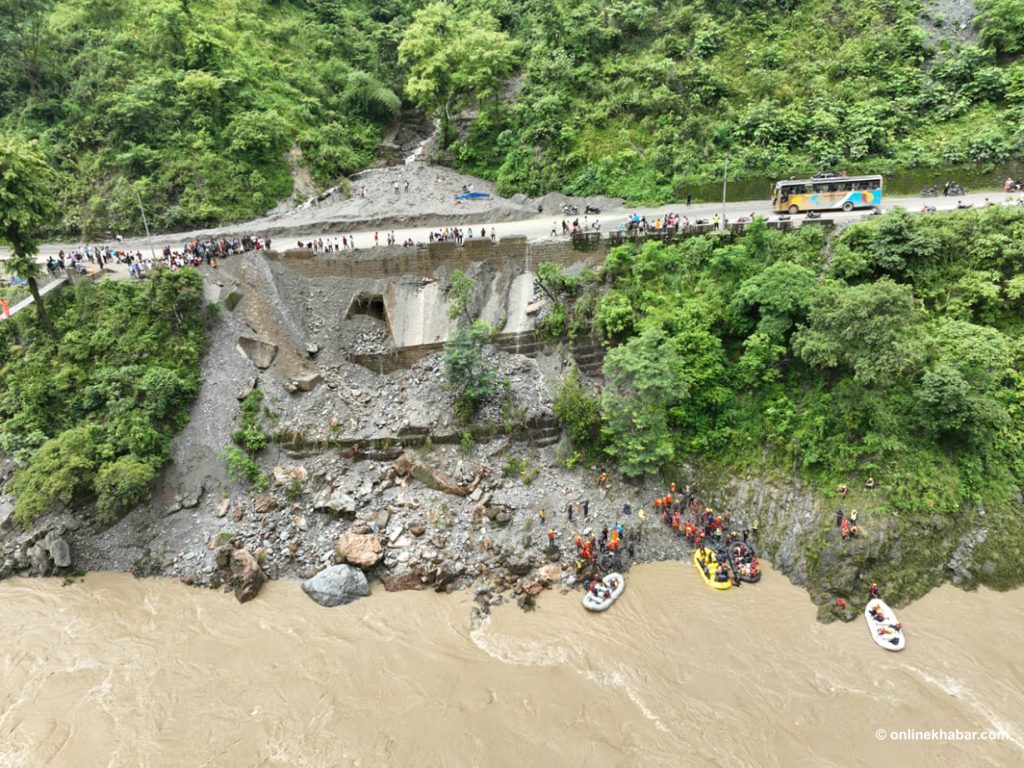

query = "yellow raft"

[693,547,732,590]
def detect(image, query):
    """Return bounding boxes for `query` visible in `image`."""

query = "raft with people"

[693,547,732,590]
[582,573,625,612]
[726,541,761,583]
[864,598,906,651]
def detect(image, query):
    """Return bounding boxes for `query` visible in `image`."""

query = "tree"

[553,364,601,454]
[443,320,498,424]
[0,0,53,101]
[0,136,57,335]
[398,1,515,147]
[793,278,926,386]
[601,323,680,476]
[976,0,1024,54]
[447,269,475,321]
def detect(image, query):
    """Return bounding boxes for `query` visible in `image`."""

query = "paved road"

[5,189,1023,263]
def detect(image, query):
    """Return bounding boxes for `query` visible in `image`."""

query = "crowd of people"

[42,235,272,281]
[559,477,766,595]
[427,226,496,244]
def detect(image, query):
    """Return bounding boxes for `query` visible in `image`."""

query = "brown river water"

[1,563,1022,768]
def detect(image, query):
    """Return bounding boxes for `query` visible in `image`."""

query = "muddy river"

[1,563,1021,767]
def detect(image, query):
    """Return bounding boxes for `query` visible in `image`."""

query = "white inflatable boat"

[582,573,625,612]
[864,598,905,651]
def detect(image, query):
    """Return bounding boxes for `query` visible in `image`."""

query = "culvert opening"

[347,293,387,322]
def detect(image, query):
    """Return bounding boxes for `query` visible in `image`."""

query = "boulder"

[0,497,14,533]
[43,531,72,569]
[289,372,322,392]
[301,565,371,607]
[506,555,532,576]
[315,488,357,516]
[228,549,267,603]
[273,465,309,486]
[305,343,320,357]
[254,495,276,514]
[215,498,231,518]
[534,564,562,586]
[236,336,278,369]
[28,541,52,575]
[383,573,423,592]
[335,532,383,568]
[213,543,235,569]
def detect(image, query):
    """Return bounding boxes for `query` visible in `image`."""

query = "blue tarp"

[456,192,491,200]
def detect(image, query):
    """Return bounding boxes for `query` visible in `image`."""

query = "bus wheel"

[842,202,854,212]
[788,205,799,215]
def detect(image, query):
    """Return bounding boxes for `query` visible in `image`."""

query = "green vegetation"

[588,208,1024,591]
[502,455,539,485]
[448,0,1024,202]
[398,0,514,148]
[534,262,600,342]
[223,388,270,491]
[552,365,602,459]
[0,268,206,524]
[0,137,58,334]
[5,1,1023,233]
[1,0,412,235]
[443,269,499,424]
[220,444,269,492]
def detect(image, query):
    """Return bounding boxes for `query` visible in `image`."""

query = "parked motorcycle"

[584,204,601,215]
[946,182,966,196]
[562,204,579,216]
[920,186,938,197]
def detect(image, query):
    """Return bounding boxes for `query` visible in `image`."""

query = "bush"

[443,321,498,425]
[553,365,602,456]
[95,456,156,520]
[220,445,269,492]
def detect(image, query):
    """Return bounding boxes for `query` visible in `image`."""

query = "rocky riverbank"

[0,235,1011,620]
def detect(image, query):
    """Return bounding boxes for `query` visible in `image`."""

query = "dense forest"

[1,0,1022,235]
[545,205,1024,591]
[0,269,206,524]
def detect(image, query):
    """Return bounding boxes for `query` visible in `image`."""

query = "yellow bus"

[772,174,883,214]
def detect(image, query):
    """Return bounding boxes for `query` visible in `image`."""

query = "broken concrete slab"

[289,372,322,392]
[236,336,278,369]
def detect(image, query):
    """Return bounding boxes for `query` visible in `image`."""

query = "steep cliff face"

[699,467,1018,621]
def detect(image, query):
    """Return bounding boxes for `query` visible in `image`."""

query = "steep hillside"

[0,0,414,235]
[2,0,1022,234]
[451,0,1024,201]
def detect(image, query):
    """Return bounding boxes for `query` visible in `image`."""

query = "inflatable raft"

[727,541,762,583]
[693,548,731,590]
[582,573,625,612]
[864,598,905,651]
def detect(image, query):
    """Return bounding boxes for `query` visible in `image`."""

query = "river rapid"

[1,564,1022,767]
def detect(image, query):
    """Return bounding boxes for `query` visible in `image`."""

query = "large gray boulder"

[301,564,371,607]
[43,531,72,568]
